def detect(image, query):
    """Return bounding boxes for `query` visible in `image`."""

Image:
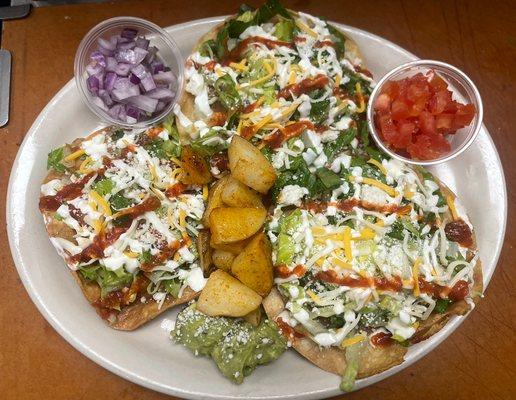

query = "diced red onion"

[153,71,176,85]
[121,28,138,40]
[104,72,117,91]
[85,27,177,123]
[105,57,117,72]
[98,37,116,52]
[135,37,150,50]
[114,63,131,76]
[147,87,174,101]
[126,95,158,113]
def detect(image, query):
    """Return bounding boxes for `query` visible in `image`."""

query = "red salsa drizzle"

[263,121,315,148]
[276,317,304,339]
[275,264,307,279]
[277,74,329,99]
[373,71,476,160]
[371,332,394,347]
[39,171,100,212]
[165,183,187,198]
[316,270,402,292]
[210,152,229,173]
[140,240,183,272]
[94,274,150,317]
[223,36,293,64]
[70,226,128,264]
[444,219,473,248]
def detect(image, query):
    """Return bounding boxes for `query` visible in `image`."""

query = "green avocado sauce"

[172,303,287,384]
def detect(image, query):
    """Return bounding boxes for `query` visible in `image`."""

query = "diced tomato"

[435,113,454,133]
[374,93,392,113]
[392,120,415,148]
[418,111,437,136]
[428,90,452,115]
[391,98,410,120]
[373,68,476,161]
[453,103,476,128]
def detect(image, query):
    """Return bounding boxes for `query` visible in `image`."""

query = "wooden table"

[1,0,514,399]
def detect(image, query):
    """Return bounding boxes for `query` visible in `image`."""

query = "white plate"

[7,17,507,400]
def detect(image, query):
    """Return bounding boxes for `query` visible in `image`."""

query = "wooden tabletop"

[1,0,514,399]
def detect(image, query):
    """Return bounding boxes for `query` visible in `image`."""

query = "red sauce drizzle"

[371,332,394,347]
[223,36,293,64]
[39,171,99,212]
[277,74,329,99]
[165,183,187,198]
[140,240,183,272]
[263,121,315,149]
[276,317,304,339]
[316,270,402,292]
[70,226,128,264]
[210,152,229,173]
[275,264,307,279]
[314,40,335,48]
[302,198,359,214]
[444,219,473,248]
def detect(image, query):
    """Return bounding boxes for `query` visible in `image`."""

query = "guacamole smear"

[172,303,287,383]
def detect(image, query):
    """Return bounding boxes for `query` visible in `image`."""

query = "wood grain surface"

[1,1,514,399]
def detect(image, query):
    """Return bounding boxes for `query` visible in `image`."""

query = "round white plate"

[7,17,507,400]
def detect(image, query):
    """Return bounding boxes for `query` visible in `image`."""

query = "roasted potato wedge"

[231,232,273,296]
[228,135,276,194]
[209,237,250,254]
[197,229,212,276]
[221,176,264,208]
[180,145,212,185]
[202,175,229,228]
[244,306,263,327]
[209,207,267,244]
[212,249,235,272]
[197,270,262,317]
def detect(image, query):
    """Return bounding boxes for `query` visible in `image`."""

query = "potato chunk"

[197,270,262,317]
[212,250,235,272]
[221,176,263,208]
[202,175,229,228]
[209,207,266,244]
[231,233,273,296]
[228,135,276,194]
[209,237,250,254]
[179,145,212,185]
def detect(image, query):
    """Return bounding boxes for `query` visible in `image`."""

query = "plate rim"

[6,15,507,400]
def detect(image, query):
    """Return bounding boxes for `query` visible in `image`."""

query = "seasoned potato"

[212,250,235,272]
[231,232,273,296]
[210,237,250,254]
[221,176,263,208]
[244,306,263,327]
[202,175,229,227]
[197,270,262,317]
[210,207,267,244]
[180,145,212,185]
[228,135,276,194]
[197,229,212,276]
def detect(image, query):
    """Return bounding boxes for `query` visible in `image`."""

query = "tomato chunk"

[373,69,476,160]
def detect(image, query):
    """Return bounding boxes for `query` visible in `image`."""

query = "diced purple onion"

[86,75,100,94]
[126,95,158,113]
[85,27,177,123]
[121,28,138,40]
[105,57,117,72]
[129,73,141,85]
[147,87,174,101]
[104,72,117,91]
[114,63,131,76]
[153,71,176,85]
[135,37,150,50]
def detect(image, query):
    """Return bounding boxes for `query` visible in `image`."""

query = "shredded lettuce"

[340,341,364,392]
[79,264,133,298]
[93,178,115,196]
[273,19,294,42]
[276,210,302,265]
[47,147,66,172]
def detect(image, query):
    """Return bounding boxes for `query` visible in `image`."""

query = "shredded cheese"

[64,149,85,162]
[295,19,317,38]
[367,158,387,175]
[340,334,365,348]
[446,195,458,220]
[412,258,422,297]
[355,82,366,113]
[90,190,112,217]
[351,176,397,197]
[343,226,352,261]
[306,289,321,304]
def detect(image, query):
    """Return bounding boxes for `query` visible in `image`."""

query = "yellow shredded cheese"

[306,289,321,304]
[64,149,85,162]
[446,195,458,220]
[355,82,366,113]
[288,70,297,85]
[229,58,248,71]
[124,251,139,258]
[334,74,342,87]
[412,258,422,297]
[367,158,387,175]
[354,227,376,241]
[92,219,103,234]
[404,188,415,199]
[239,59,276,88]
[78,157,94,174]
[340,334,365,348]
[331,256,352,270]
[179,208,186,229]
[90,190,112,217]
[351,176,397,197]
[295,19,317,37]
[343,226,352,261]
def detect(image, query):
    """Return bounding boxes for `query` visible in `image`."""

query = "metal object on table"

[0,49,11,127]
[0,4,30,20]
